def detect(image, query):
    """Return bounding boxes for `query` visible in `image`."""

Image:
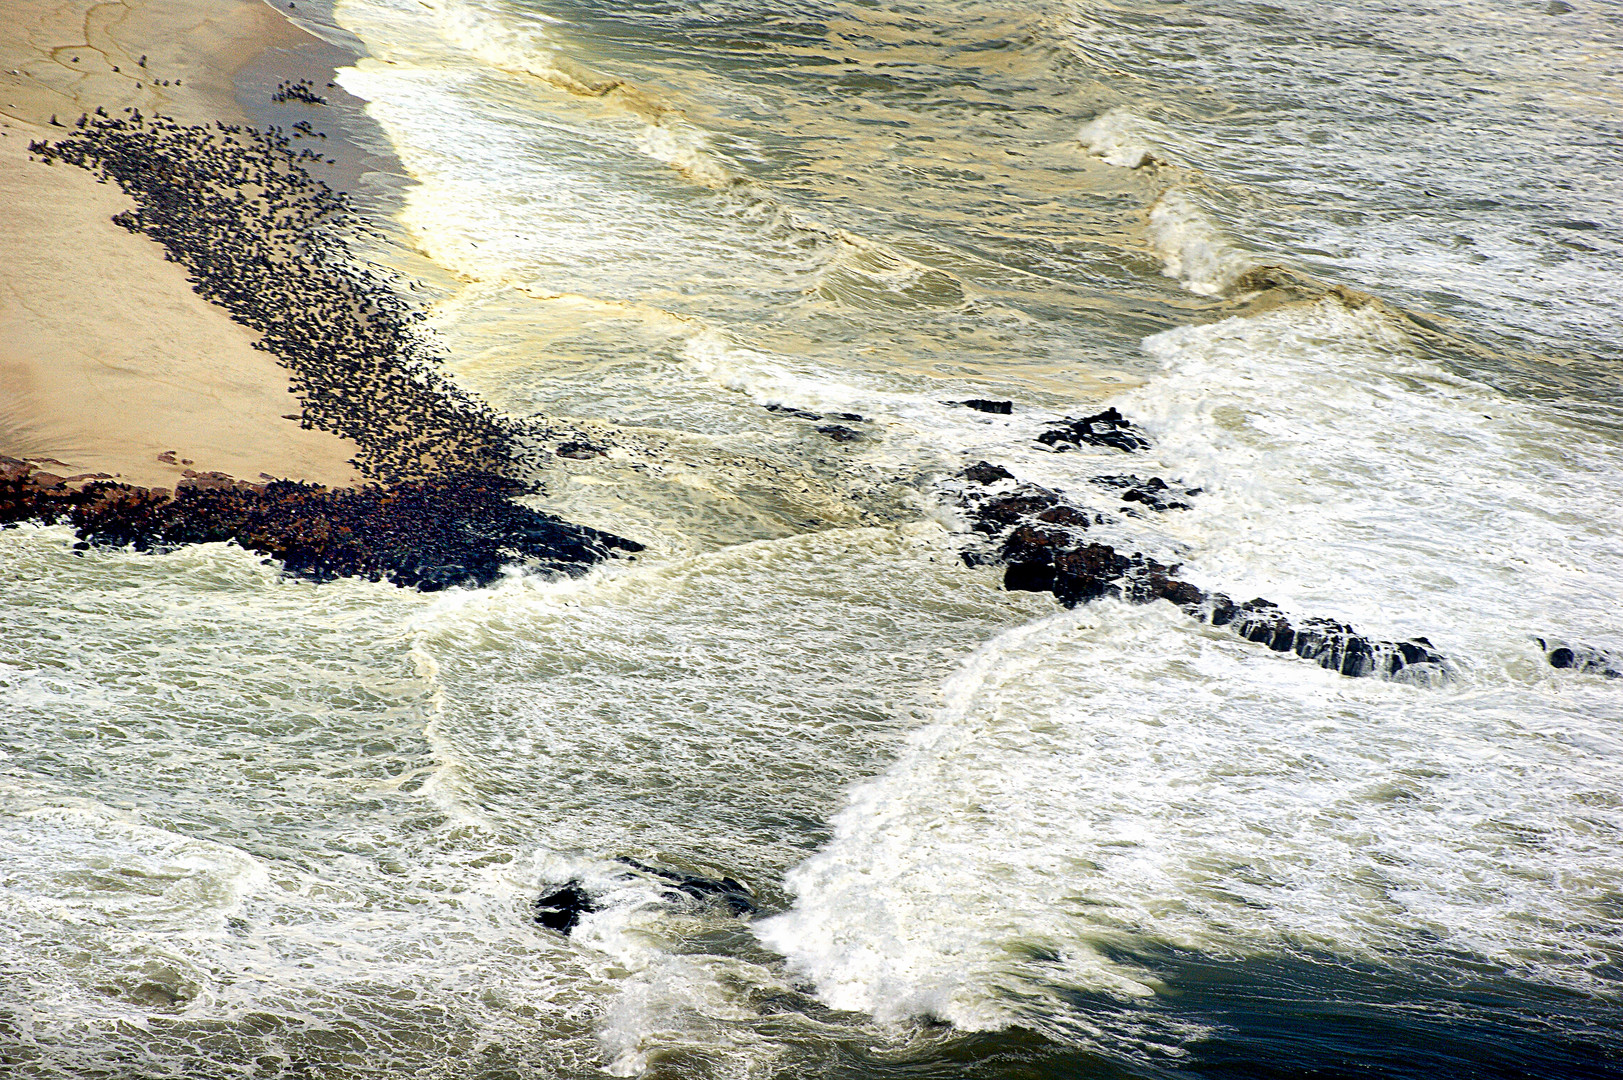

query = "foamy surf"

[760,598,1623,1038]
[1145,189,1254,296]
[1078,107,1167,170]
[1122,297,1623,660]
[11,0,1623,1076]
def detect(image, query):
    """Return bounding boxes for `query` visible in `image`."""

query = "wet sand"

[0,0,362,489]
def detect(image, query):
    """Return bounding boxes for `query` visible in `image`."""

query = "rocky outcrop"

[951,399,1013,415]
[532,858,757,936]
[533,883,596,934]
[1036,407,1152,453]
[1090,474,1200,513]
[615,858,757,916]
[1538,639,1622,679]
[957,463,1446,679]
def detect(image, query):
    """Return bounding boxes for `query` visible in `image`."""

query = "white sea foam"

[1077,107,1165,169]
[761,294,1623,1041]
[679,329,887,416]
[635,121,740,189]
[429,0,615,98]
[1078,112,1255,295]
[405,524,1060,1068]
[1120,298,1623,657]
[760,597,1623,1042]
[16,0,1620,1074]
[1146,188,1254,296]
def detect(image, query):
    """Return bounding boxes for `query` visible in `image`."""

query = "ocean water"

[5,1,1623,1077]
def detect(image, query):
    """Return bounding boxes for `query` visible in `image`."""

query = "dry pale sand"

[0,0,362,489]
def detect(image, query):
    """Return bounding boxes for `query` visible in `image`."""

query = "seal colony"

[2,109,642,588]
[31,111,508,483]
[0,103,1608,677]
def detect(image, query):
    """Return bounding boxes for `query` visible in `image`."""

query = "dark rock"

[1537,638,1622,678]
[616,858,757,916]
[1002,523,1069,564]
[1034,504,1091,528]
[1155,577,1204,608]
[1049,543,1133,605]
[765,403,822,421]
[1037,407,1151,453]
[961,461,1015,485]
[1004,561,1055,593]
[1091,474,1196,512]
[816,425,860,443]
[954,399,1013,415]
[973,491,1062,533]
[956,475,1445,680]
[533,882,596,934]
[830,412,865,423]
[532,859,757,937]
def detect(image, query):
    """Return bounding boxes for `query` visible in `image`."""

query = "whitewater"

[5,1,1622,1077]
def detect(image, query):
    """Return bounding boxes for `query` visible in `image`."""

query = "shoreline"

[0,0,368,489]
[0,0,643,586]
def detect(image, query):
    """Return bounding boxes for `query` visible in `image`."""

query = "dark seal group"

[14,110,641,588]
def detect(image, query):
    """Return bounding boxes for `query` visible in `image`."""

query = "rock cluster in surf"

[951,405,1449,679]
[1037,406,1152,453]
[1537,638,1622,679]
[960,463,1445,678]
[762,402,870,442]
[950,398,1014,415]
[13,111,642,587]
[534,858,757,935]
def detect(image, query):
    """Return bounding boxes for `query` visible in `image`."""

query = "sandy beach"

[0,0,361,489]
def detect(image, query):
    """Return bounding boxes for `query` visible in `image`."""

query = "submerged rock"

[952,398,1014,415]
[532,858,757,937]
[615,857,758,916]
[533,883,596,934]
[1037,407,1151,453]
[764,403,823,421]
[1537,638,1622,678]
[1091,474,1199,512]
[961,460,1015,485]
